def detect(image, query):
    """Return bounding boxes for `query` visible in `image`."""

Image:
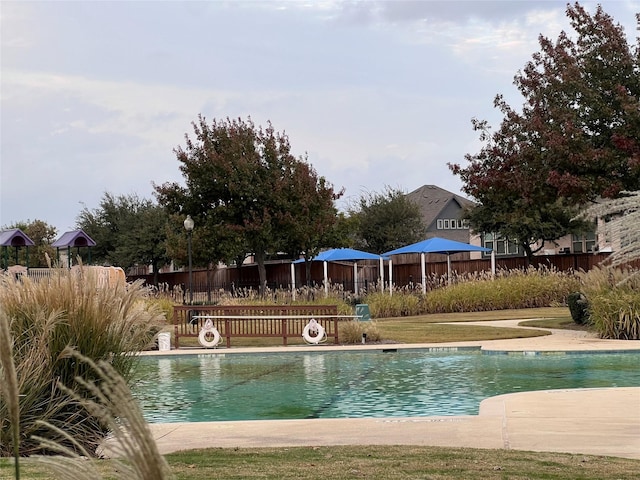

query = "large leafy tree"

[76,193,170,280]
[154,116,341,294]
[278,157,344,282]
[450,3,640,259]
[348,186,425,254]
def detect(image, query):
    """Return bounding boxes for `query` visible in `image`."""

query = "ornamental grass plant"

[423,267,580,313]
[365,267,580,318]
[32,349,173,480]
[579,266,640,339]
[338,320,382,344]
[0,267,165,457]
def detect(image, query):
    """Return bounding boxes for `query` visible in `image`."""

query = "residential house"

[405,184,474,243]
[404,185,480,261]
[405,185,604,258]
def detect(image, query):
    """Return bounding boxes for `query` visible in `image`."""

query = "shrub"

[0,267,165,456]
[146,296,177,323]
[567,292,589,324]
[339,320,383,344]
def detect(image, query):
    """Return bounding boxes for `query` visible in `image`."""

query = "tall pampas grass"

[0,310,22,479]
[0,265,165,456]
[33,348,173,480]
[579,266,640,339]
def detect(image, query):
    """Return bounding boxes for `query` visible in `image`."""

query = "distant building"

[405,185,474,243]
[405,185,603,258]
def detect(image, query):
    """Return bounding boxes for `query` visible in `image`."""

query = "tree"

[348,186,425,254]
[277,157,344,283]
[76,193,170,280]
[113,201,171,284]
[1,219,57,268]
[154,116,342,295]
[449,3,640,259]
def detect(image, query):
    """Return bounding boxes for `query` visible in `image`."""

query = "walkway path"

[144,320,640,459]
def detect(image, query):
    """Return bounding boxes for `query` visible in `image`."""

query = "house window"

[572,232,597,253]
[437,218,469,230]
[484,233,494,251]
[483,232,520,256]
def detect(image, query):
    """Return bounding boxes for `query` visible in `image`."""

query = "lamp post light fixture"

[183,215,194,304]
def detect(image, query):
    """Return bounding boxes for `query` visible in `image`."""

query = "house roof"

[52,230,97,248]
[0,228,35,247]
[405,185,475,228]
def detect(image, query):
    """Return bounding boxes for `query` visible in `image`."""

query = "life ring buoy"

[302,318,326,344]
[198,319,221,348]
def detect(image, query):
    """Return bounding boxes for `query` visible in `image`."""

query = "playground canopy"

[292,248,384,296]
[52,230,97,267]
[0,228,35,269]
[382,237,493,294]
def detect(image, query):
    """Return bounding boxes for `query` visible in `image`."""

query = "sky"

[1,1,638,236]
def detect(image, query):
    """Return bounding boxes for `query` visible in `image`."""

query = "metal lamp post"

[183,215,194,304]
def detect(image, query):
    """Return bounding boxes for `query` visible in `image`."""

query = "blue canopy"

[383,237,491,256]
[291,248,383,297]
[294,248,383,263]
[382,237,492,294]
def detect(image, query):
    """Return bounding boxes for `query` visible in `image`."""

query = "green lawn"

[3,445,639,480]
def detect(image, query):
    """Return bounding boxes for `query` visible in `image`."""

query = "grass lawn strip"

[3,446,640,479]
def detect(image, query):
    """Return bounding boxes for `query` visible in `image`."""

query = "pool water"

[132,349,640,423]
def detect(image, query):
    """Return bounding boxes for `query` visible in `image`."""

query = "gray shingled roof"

[405,185,475,228]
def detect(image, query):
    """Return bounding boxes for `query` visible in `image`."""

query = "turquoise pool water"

[132,349,640,423]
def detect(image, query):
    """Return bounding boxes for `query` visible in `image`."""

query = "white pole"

[290,262,296,301]
[388,258,393,296]
[421,253,426,294]
[353,261,358,296]
[379,257,384,292]
[491,250,496,279]
[323,261,329,297]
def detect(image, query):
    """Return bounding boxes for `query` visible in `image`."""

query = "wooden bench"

[173,304,346,348]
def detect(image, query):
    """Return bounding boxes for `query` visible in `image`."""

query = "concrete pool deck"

[143,321,640,460]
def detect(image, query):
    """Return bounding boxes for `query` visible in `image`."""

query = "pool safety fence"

[173,304,348,348]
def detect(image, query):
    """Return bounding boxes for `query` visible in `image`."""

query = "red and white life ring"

[302,318,326,344]
[198,319,221,348]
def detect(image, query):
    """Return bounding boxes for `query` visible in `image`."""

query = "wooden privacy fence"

[173,304,344,348]
[130,253,615,299]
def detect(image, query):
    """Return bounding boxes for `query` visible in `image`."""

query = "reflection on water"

[132,350,640,423]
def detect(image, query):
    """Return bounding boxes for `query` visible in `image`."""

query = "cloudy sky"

[1,1,638,235]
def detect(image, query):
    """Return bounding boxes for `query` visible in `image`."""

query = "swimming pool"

[132,349,640,423]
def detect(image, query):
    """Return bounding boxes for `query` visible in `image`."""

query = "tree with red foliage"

[450,3,639,259]
[155,116,341,295]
